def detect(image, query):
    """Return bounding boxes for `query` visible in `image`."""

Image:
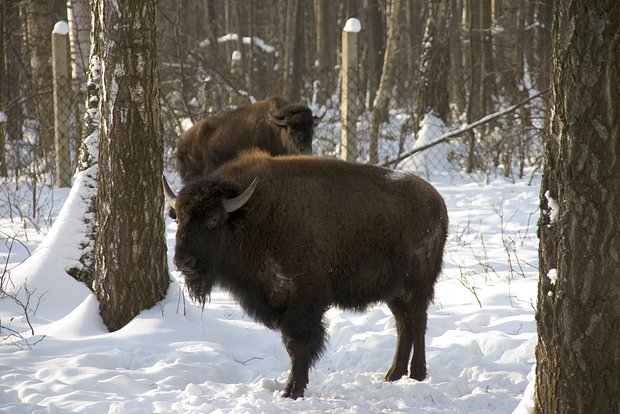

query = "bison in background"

[176,97,320,182]
[163,150,448,399]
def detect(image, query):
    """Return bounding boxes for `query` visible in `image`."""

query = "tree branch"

[382,89,549,167]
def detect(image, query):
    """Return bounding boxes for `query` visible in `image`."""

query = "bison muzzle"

[164,150,448,399]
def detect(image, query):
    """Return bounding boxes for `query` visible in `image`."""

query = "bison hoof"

[410,365,427,381]
[384,368,407,382]
[282,384,304,399]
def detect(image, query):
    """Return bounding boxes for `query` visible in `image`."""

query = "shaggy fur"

[176,97,318,182]
[169,150,449,399]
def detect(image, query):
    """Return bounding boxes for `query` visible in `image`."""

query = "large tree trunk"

[535,1,620,412]
[93,0,169,332]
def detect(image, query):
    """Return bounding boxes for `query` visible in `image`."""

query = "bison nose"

[174,254,197,272]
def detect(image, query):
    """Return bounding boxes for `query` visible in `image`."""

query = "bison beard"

[164,150,448,399]
[184,274,214,308]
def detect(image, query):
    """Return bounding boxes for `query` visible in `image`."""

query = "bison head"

[163,175,259,307]
[269,104,321,155]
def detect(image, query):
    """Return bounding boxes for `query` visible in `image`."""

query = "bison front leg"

[280,305,327,399]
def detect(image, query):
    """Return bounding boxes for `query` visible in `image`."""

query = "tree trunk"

[536,1,620,412]
[0,0,6,177]
[283,0,303,102]
[24,0,54,158]
[448,0,465,116]
[93,0,169,332]
[415,0,452,126]
[315,0,334,104]
[66,0,90,154]
[368,0,401,164]
[363,0,383,111]
[65,1,101,287]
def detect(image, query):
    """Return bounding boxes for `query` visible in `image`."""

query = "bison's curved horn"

[162,175,177,210]
[223,177,260,213]
[269,114,288,127]
[313,106,327,125]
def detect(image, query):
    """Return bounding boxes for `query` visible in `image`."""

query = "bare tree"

[314,0,335,104]
[415,0,452,127]
[93,0,169,331]
[0,0,6,176]
[536,0,620,412]
[23,0,55,157]
[368,0,401,164]
[283,0,303,102]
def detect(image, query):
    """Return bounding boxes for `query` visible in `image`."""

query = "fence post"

[52,21,72,187]
[229,50,244,108]
[340,18,360,162]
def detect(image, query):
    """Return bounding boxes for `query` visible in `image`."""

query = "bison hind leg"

[385,298,414,381]
[385,292,431,382]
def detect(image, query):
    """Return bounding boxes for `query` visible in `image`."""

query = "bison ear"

[269,114,288,128]
[162,175,177,217]
[222,177,260,213]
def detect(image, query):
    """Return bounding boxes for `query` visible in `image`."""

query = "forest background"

[0,0,550,186]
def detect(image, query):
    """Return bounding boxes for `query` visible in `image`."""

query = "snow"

[543,190,559,225]
[343,18,362,33]
[53,21,69,36]
[0,170,540,413]
[210,34,276,54]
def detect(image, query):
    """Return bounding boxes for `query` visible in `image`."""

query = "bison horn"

[313,107,327,125]
[269,114,288,127]
[223,177,260,213]
[162,175,177,210]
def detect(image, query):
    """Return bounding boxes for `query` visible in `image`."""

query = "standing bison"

[176,97,320,182]
[163,150,448,399]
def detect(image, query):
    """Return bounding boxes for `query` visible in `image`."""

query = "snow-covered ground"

[0,169,539,413]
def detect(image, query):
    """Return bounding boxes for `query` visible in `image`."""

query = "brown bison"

[163,150,448,399]
[176,97,320,182]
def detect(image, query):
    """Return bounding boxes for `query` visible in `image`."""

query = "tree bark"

[24,0,54,158]
[368,0,401,164]
[536,1,620,412]
[0,0,6,176]
[315,0,334,104]
[93,0,169,332]
[415,0,452,126]
[363,0,383,110]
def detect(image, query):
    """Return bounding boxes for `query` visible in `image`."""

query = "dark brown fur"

[176,97,317,182]
[169,150,448,399]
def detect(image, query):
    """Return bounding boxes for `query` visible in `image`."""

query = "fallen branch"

[382,89,549,167]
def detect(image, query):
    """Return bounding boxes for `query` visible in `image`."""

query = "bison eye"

[206,216,219,229]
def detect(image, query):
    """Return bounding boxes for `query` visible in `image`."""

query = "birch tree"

[93,0,169,331]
